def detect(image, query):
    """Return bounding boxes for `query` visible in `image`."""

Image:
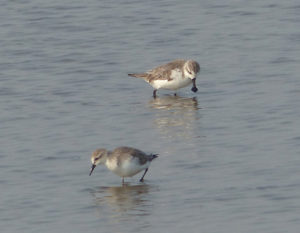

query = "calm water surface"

[1,0,300,232]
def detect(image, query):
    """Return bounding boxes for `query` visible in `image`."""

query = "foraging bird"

[89,146,158,183]
[128,59,200,97]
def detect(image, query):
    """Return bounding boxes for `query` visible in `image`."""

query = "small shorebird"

[128,59,200,97]
[89,146,158,183]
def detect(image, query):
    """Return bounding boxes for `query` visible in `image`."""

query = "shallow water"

[1,0,300,232]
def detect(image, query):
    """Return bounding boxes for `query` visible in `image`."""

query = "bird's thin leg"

[153,90,157,98]
[139,168,148,182]
[122,177,124,184]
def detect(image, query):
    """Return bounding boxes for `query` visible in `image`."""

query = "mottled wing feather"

[129,59,186,83]
[148,59,185,73]
[146,59,185,82]
[113,147,149,165]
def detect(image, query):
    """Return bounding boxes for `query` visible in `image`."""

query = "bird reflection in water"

[91,183,156,221]
[148,95,200,139]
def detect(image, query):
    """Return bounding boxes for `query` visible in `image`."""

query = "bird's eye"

[94,157,99,161]
[188,71,192,74]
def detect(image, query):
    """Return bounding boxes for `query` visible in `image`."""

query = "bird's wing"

[113,147,148,165]
[129,60,186,83]
[146,59,185,82]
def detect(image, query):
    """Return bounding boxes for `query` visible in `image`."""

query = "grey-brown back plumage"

[128,59,186,83]
[110,147,158,165]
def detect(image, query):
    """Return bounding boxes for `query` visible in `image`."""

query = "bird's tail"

[128,73,148,79]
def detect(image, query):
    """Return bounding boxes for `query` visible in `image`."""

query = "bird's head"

[89,149,108,176]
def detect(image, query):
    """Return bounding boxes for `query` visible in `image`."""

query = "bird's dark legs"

[174,93,177,96]
[122,177,124,184]
[139,168,148,182]
[153,90,157,98]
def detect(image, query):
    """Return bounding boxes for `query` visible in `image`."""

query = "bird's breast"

[106,157,149,177]
[151,69,192,90]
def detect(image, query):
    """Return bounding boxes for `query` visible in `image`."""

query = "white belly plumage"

[151,78,192,90]
[150,69,192,90]
[106,159,149,177]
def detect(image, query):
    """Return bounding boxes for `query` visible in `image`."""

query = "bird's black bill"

[191,79,198,93]
[89,164,96,176]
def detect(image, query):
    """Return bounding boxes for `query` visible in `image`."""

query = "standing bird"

[128,59,200,97]
[89,146,158,183]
